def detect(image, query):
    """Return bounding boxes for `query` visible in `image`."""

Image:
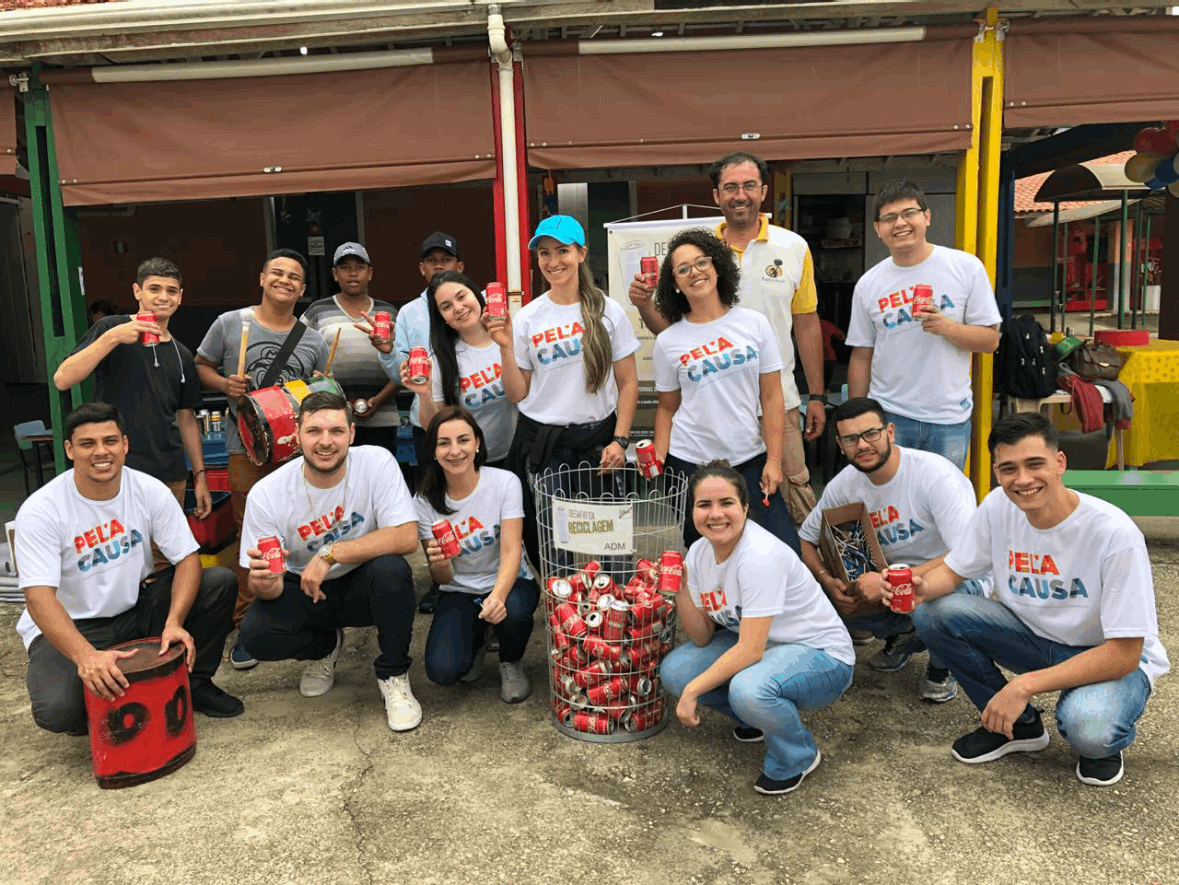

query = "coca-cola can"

[408,346,431,384]
[626,674,654,697]
[431,520,461,558]
[137,311,160,346]
[635,558,657,584]
[258,535,284,574]
[572,711,615,735]
[582,635,621,663]
[623,705,663,733]
[658,550,684,595]
[603,599,628,642]
[373,311,392,341]
[630,597,659,625]
[912,284,934,315]
[555,602,588,638]
[586,677,625,706]
[573,660,613,688]
[640,255,659,287]
[627,621,664,642]
[635,440,663,480]
[584,609,604,631]
[484,282,508,319]
[570,560,602,594]
[595,593,615,613]
[886,564,915,613]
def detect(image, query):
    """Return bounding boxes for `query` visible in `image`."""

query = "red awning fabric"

[0,90,16,176]
[50,61,496,205]
[523,32,974,169]
[1005,17,1179,129]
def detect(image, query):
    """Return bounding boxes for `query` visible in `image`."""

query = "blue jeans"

[424,577,540,684]
[912,594,1153,758]
[660,629,853,780]
[885,412,971,470]
[844,578,986,670]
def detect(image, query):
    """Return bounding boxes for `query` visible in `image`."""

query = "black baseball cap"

[421,231,459,258]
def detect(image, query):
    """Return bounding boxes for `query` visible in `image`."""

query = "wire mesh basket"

[531,462,690,742]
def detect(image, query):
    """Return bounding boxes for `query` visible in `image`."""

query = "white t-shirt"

[430,341,518,463]
[513,294,640,426]
[799,447,983,573]
[239,446,416,579]
[846,245,1002,423]
[945,489,1170,685]
[653,306,783,466]
[15,469,199,649]
[413,467,534,596]
[687,520,855,666]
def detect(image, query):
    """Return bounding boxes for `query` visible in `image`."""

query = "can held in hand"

[886,564,914,613]
[485,282,508,319]
[258,535,285,574]
[657,550,684,595]
[137,311,160,346]
[635,440,663,480]
[408,346,431,385]
[373,311,392,341]
[431,520,461,558]
[912,284,934,315]
[640,256,659,287]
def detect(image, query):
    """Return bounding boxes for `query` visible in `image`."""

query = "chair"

[14,420,55,496]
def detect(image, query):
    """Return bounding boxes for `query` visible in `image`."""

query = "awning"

[50,61,496,206]
[1034,163,1154,203]
[0,90,16,177]
[1005,17,1179,129]
[522,32,974,169]
[1025,199,1138,228]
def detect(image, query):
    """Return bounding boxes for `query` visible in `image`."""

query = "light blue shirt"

[379,290,431,428]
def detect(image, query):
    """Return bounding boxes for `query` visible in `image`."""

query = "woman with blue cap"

[487,215,640,568]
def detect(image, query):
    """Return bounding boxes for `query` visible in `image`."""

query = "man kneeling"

[239,391,422,731]
[906,414,1168,786]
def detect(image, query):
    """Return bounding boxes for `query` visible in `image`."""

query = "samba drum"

[237,375,344,465]
[82,638,196,789]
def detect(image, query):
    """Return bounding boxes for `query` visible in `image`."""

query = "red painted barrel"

[237,375,345,466]
[82,638,196,789]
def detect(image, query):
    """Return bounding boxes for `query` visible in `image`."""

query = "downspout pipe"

[488,5,522,298]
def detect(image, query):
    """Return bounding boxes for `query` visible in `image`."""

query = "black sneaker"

[868,627,925,673]
[733,725,765,742]
[1076,752,1124,786]
[754,750,821,795]
[951,709,1049,763]
[190,680,245,718]
[418,584,441,614]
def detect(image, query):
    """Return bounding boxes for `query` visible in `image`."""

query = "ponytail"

[577,263,612,394]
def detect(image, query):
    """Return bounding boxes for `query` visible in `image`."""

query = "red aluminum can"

[603,599,628,642]
[573,660,613,688]
[635,558,657,584]
[373,311,392,341]
[658,550,684,595]
[630,596,659,626]
[622,641,659,671]
[547,613,571,650]
[485,282,508,319]
[431,520,461,558]
[623,704,663,733]
[572,711,615,735]
[137,311,160,346]
[635,440,662,480]
[912,284,934,315]
[582,635,622,663]
[640,256,659,287]
[555,602,588,638]
[627,621,663,642]
[586,676,625,706]
[621,577,646,603]
[570,560,602,594]
[408,346,431,384]
[257,535,284,574]
[626,674,653,697]
[886,564,915,613]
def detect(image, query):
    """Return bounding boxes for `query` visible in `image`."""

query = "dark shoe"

[918,666,959,703]
[418,584,441,614]
[1076,752,1124,787]
[951,709,1049,763]
[754,750,821,795]
[229,641,258,671]
[868,627,924,672]
[733,725,765,743]
[191,681,245,718]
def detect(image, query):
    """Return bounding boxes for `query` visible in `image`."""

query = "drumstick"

[325,327,342,376]
[236,308,252,377]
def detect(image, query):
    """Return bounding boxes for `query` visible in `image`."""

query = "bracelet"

[818,568,829,576]
[193,468,207,477]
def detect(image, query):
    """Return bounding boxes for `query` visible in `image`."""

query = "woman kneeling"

[661,461,854,795]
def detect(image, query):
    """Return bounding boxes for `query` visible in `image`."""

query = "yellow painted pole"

[963,6,1005,501]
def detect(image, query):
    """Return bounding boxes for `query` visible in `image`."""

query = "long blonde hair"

[576,263,612,394]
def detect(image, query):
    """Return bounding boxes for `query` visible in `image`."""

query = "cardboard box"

[817,502,888,584]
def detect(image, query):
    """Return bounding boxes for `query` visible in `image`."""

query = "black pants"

[240,555,415,680]
[25,566,236,735]
[424,577,540,685]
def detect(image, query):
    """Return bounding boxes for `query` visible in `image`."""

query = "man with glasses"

[797,397,987,702]
[847,179,1001,469]
[630,152,826,524]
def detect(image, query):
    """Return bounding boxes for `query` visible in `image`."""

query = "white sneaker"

[499,661,531,704]
[377,673,422,732]
[300,628,343,698]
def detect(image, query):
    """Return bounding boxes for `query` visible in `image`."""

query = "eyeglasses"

[673,256,714,278]
[719,180,763,196]
[837,426,887,448]
[877,207,925,225]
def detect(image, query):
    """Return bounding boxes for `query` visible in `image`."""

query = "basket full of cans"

[531,462,690,742]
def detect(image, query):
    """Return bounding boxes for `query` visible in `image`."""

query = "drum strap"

[258,321,308,390]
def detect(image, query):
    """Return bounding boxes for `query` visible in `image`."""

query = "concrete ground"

[1,521,1176,885]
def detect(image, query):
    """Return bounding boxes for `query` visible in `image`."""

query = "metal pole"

[1050,201,1060,333]
[1061,220,1070,332]
[1090,216,1099,338]
[1118,190,1128,329]
[1143,213,1153,325]
[1132,200,1143,330]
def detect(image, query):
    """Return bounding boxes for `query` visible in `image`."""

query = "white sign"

[552,498,634,555]
[307,236,326,257]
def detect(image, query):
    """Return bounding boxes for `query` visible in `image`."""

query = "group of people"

[14,150,1168,796]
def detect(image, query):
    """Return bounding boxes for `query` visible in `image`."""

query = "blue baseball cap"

[528,215,585,249]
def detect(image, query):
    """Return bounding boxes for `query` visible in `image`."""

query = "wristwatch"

[318,545,336,566]
[612,435,631,451]
[810,393,829,405]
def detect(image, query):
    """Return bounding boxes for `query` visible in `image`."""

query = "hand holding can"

[484,282,508,320]
[911,284,934,316]
[408,346,431,385]
[257,535,285,575]
[885,564,914,613]
[430,520,461,559]
[136,311,160,346]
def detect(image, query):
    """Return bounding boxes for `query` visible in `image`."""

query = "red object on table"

[1094,329,1149,347]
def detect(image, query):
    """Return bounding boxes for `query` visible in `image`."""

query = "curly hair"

[654,228,741,325]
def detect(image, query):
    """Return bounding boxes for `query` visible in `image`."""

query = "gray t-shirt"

[197,308,329,455]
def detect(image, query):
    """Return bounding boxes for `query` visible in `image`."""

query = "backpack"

[996,314,1058,399]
